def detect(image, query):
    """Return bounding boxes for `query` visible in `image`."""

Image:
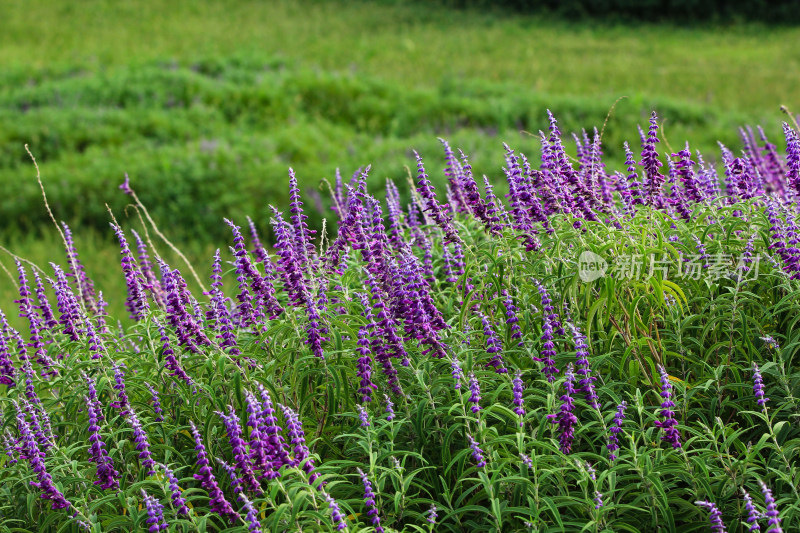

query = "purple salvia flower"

[357,404,370,428]
[2,429,17,465]
[0,310,17,386]
[607,401,627,461]
[512,372,525,426]
[218,458,245,502]
[783,123,800,196]
[742,489,762,532]
[190,421,238,520]
[654,365,681,449]
[384,394,395,421]
[244,391,269,474]
[478,311,506,374]
[280,404,319,485]
[535,280,560,382]
[82,313,104,360]
[760,480,782,533]
[356,323,377,403]
[456,148,490,225]
[357,468,384,532]
[467,434,487,467]
[288,169,317,269]
[110,362,130,415]
[247,216,270,265]
[161,263,211,352]
[61,221,97,312]
[154,320,193,387]
[752,362,769,411]
[570,322,599,409]
[112,223,150,321]
[520,453,533,469]
[548,363,578,454]
[86,394,119,490]
[14,402,71,510]
[207,249,241,355]
[161,464,191,516]
[440,137,468,213]
[227,219,283,323]
[241,492,264,533]
[15,261,56,376]
[142,490,169,532]
[324,491,348,531]
[31,270,57,332]
[145,382,164,422]
[50,264,81,342]
[128,407,156,475]
[695,501,727,533]
[427,504,438,525]
[467,372,481,413]
[414,151,461,244]
[257,385,292,479]
[451,357,463,389]
[640,111,666,207]
[218,406,262,494]
[482,175,506,234]
[594,491,604,510]
[503,290,523,347]
[131,229,164,308]
[271,206,308,307]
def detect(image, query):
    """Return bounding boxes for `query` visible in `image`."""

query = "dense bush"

[0,111,799,531]
[419,0,800,24]
[0,58,754,241]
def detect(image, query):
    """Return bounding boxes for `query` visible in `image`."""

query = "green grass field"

[1,0,799,327]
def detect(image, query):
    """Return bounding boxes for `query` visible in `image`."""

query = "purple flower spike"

[594,491,604,510]
[280,404,319,485]
[654,365,681,449]
[218,405,262,494]
[760,480,782,533]
[467,434,487,467]
[414,151,461,245]
[111,224,150,321]
[142,490,169,532]
[110,362,130,415]
[189,421,237,521]
[15,261,56,376]
[241,493,264,533]
[570,322,599,410]
[384,394,395,421]
[14,402,71,510]
[357,404,370,428]
[357,468,384,532]
[324,491,348,531]
[607,401,627,461]
[512,372,525,426]
[478,311,506,374]
[86,394,120,490]
[467,372,481,413]
[752,362,769,412]
[695,501,727,533]
[535,280,560,382]
[145,382,164,422]
[128,407,156,475]
[161,464,191,517]
[520,453,533,469]
[427,504,438,525]
[0,310,17,386]
[503,290,523,347]
[451,357,463,389]
[356,324,377,403]
[742,489,762,532]
[548,363,578,454]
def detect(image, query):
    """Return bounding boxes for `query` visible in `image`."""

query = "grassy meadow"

[1,0,799,326]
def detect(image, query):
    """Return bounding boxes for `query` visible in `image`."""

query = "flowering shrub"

[0,111,799,532]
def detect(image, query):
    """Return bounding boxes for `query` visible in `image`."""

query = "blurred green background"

[1,0,799,325]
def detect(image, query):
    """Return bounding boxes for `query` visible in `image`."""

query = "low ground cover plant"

[0,111,799,532]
